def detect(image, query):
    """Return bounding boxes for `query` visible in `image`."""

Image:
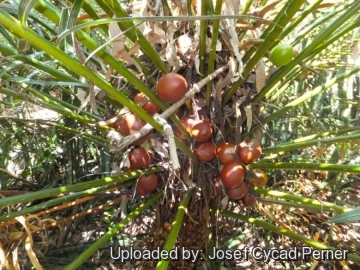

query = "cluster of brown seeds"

[108,73,268,201]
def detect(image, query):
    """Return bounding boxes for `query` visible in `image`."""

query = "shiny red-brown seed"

[194,141,217,162]
[117,114,149,145]
[191,120,213,142]
[134,92,160,115]
[241,192,257,207]
[237,139,262,164]
[174,116,195,139]
[136,184,149,196]
[220,161,245,188]
[249,169,268,187]
[216,142,236,164]
[157,73,188,103]
[129,147,151,170]
[137,173,158,193]
[225,181,249,200]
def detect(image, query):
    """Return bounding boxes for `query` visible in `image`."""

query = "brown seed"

[216,142,236,164]
[249,169,268,187]
[134,92,160,115]
[225,181,248,200]
[237,139,262,164]
[157,73,188,103]
[129,147,151,170]
[220,161,245,188]
[194,141,217,162]
[241,192,257,207]
[174,116,195,139]
[191,120,213,142]
[117,114,149,145]
[137,174,158,193]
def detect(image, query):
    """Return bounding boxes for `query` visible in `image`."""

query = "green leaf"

[37,167,46,173]
[68,0,85,27]
[59,8,71,51]
[18,0,38,25]
[0,24,17,48]
[326,207,360,224]
[8,77,88,87]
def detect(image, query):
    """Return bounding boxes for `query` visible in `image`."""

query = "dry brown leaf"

[77,84,101,115]
[215,57,236,92]
[235,22,255,30]
[239,39,263,51]
[13,245,19,270]
[218,33,233,56]
[153,139,170,158]
[104,67,114,82]
[177,34,192,55]
[72,33,101,114]
[222,0,242,73]
[164,222,172,230]
[194,55,200,74]
[316,146,326,159]
[119,195,128,219]
[89,84,99,115]
[109,22,141,71]
[255,59,266,93]
[15,216,43,270]
[255,0,281,18]
[120,148,131,169]
[244,104,253,132]
[166,43,179,67]
[165,24,180,68]
[0,241,15,270]
[145,26,167,44]
[9,231,23,240]
[253,123,263,143]
[317,1,338,9]
[194,98,206,111]
[172,0,187,15]
[234,88,249,108]
[0,243,4,267]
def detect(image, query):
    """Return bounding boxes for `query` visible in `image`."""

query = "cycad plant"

[0,0,360,269]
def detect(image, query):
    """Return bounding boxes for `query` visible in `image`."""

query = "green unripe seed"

[269,44,294,67]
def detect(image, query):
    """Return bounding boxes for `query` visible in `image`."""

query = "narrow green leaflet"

[18,0,38,25]
[326,207,360,224]
[0,24,17,47]
[68,0,85,27]
[8,76,88,87]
